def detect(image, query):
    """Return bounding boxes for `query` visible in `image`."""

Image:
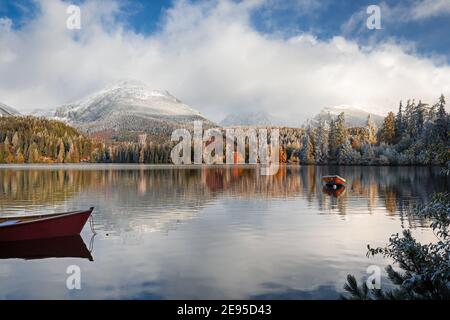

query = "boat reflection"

[322,185,346,198]
[0,235,94,261]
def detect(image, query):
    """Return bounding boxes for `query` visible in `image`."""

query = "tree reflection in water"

[0,165,448,233]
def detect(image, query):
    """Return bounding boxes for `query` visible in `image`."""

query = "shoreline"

[0,163,445,170]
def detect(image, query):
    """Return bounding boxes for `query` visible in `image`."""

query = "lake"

[0,165,448,299]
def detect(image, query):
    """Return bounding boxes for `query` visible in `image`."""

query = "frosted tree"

[365,114,378,145]
[337,138,360,165]
[437,94,447,120]
[404,99,414,137]
[343,193,450,300]
[328,119,337,158]
[314,120,329,164]
[361,142,375,165]
[299,130,314,164]
[395,101,404,141]
[414,101,427,137]
[335,112,347,147]
[435,95,448,142]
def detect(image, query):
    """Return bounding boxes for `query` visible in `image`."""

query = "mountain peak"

[49,81,213,140]
[220,110,283,127]
[309,105,384,127]
[0,102,20,116]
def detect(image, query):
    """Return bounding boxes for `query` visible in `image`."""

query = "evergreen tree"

[337,138,360,165]
[361,142,375,165]
[415,101,426,137]
[433,94,449,150]
[343,193,450,300]
[299,131,314,164]
[335,112,347,147]
[314,120,329,164]
[405,99,414,137]
[328,119,337,158]
[395,101,404,141]
[437,94,447,120]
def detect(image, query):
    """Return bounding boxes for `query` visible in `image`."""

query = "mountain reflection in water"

[0,165,448,299]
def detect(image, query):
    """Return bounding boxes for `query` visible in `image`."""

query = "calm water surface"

[0,165,448,299]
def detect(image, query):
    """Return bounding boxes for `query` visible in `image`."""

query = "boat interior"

[0,211,80,226]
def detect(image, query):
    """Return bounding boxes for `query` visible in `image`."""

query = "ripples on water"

[0,165,448,299]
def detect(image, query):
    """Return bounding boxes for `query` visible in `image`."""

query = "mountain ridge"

[0,102,21,116]
[308,105,384,127]
[220,110,285,127]
[42,80,215,141]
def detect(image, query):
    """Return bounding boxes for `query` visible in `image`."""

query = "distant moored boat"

[321,175,346,189]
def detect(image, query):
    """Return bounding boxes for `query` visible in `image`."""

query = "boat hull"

[0,209,93,242]
[321,175,346,186]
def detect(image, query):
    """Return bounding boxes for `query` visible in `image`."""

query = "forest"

[293,94,449,166]
[0,95,448,166]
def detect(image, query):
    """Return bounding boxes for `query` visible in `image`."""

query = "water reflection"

[0,165,448,299]
[322,185,346,198]
[0,235,93,261]
[1,165,447,237]
[1,165,447,219]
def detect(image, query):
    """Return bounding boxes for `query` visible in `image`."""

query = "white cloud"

[0,0,449,124]
[0,17,12,31]
[410,0,450,20]
[343,0,450,33]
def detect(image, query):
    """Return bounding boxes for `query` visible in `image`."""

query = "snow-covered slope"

[31,108,56,118]
[0,102,20,116]
[220,110,283,127]
[310,105,384,127]
[51,80,214,137]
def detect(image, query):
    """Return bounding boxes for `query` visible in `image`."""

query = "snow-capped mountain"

[0,102,20,116]
[220,110,283,127]
[50,80,214,138]
[309,105,384,127]
[31,108,55,118]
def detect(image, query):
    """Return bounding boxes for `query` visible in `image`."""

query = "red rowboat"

[321,175,346,188]
[0,207,94,242]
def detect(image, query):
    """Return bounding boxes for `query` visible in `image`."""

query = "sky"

[0,0,450,123]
